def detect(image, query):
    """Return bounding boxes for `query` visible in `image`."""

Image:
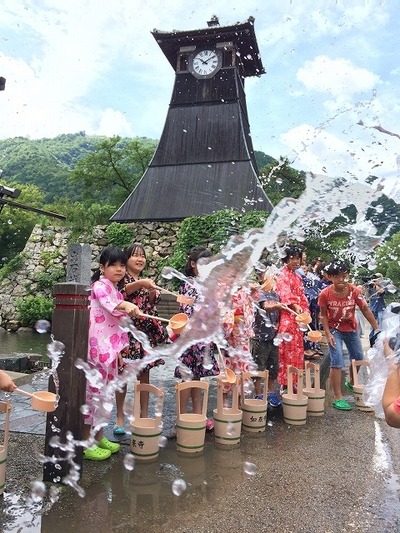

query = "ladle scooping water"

[154,285,195,306]
[140,312,189,334]
[14,388,57,412]
[281,305,322,342]
[216,345,236,384]
[282,305,312,330]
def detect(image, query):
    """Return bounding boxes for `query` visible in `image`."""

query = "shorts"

[328,329,364,368]
[251,338,278,380]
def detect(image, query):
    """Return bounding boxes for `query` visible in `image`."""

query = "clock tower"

[111,16,273,222]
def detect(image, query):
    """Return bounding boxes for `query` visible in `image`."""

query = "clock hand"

[203,54,216,64]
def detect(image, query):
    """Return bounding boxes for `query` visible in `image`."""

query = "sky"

[1,0,400,191]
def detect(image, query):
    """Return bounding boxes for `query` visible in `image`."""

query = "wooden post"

[43,244,91,482]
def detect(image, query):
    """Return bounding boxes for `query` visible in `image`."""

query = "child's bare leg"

[254,377,262,396]
[138,369,150,418]
[330,367,343,399]
[115,385,127,427]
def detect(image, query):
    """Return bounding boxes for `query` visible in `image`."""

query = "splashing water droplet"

[123,453,135,471]
[34,319,50,334]
[159,435,168,448]
[244,462,256,476]
[80,404,90,415]
[31,481,46,502]
[227,422,235,436]
[172,478,187,496]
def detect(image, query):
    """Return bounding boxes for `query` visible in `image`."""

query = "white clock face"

[191,49,221,77]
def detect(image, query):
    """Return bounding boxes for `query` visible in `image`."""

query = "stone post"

[43,244,91,482]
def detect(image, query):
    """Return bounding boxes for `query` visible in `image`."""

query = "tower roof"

[152,17,265,78]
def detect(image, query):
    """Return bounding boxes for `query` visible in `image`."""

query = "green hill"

[0,132,103,202]
[0,133,275,203]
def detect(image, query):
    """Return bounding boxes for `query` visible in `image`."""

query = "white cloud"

[297,55,380,99]
[95,108,133,137]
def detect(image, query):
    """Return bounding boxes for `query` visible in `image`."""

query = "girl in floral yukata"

[222,286,257,398]
[83,247,140,461]
[114,243,166,433]
[174,246,219,428]
[275,244,309,391]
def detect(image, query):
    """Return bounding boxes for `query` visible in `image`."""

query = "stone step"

[4,369,36,386]
[0,353,42,373]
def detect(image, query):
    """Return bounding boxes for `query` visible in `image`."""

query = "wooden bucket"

[213,375,242,447]
[303,361,325,417]
[130,382,165,462]
[282,366,308,425]
[240,371,269,433]
[351,360,374,412]
[0,401,11,496]
[176,381,209,454]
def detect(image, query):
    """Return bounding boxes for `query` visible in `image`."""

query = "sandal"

[83,445,112,461]
[344,380,354,393]
[113,425,126,436]
[98,437,121,454]
[332,399,352,411]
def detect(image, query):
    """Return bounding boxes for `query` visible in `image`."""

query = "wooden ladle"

[140,312,189,334]
[216,344,236,384]
[154,285,194,306]
[281,305,322,342]
[14,388,57,412]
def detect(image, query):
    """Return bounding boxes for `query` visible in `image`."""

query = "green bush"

[106,222,134,248]
[17,295,54,327]
[0,253,26,282]
[33,266,65,290]
[166,209,270,274]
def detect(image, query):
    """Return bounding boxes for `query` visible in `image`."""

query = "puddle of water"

[1,406,284,532]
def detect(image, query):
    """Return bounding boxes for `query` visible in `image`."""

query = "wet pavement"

[1,338,400,532]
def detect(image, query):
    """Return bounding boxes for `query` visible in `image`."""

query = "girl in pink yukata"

[83,247,140,461]
[275,244,309,391]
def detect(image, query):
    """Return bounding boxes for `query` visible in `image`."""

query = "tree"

[0,181,45,266]
[259,156,306,205]
[375,231,400,288]
[69,136,157,205]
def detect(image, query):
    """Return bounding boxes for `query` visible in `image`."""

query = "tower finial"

[207,15,219,27]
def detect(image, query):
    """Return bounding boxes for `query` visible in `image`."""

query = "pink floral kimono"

[86,276,129,425]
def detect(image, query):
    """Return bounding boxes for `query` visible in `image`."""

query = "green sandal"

[332,398,352,411]
[98,437,120,454]
[83,445,112,461]
[344,380,354,393]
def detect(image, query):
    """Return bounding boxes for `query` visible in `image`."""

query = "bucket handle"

[0,401,12,454]
[216,376,239,413]
[241,370,269,405]
[351,359,370,388]
[176,381,209,418]
[304,361,321,392]
[133,381,165,423]
[287,365,304,399]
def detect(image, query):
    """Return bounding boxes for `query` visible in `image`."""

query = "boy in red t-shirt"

[318,259,379,411]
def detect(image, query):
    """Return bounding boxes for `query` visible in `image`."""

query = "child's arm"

[115,301,141,318]
[124,278,157,296]
[319,305,334,347]
[359,304,379,330]
[382,364,400,428]
[261,301,285,312]
[0,370,17,392]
